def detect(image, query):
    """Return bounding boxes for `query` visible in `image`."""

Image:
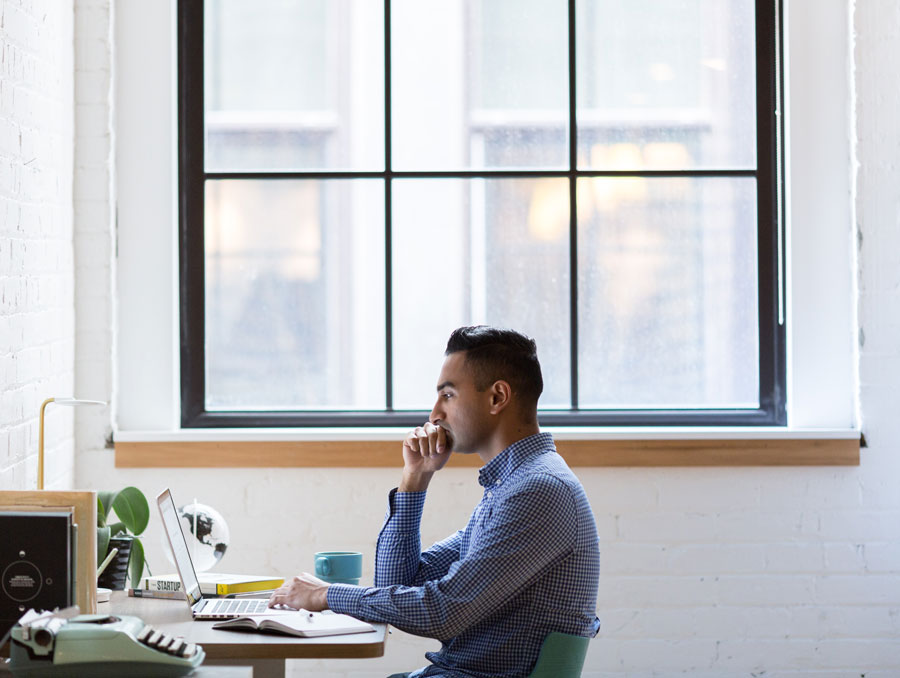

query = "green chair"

[527,631,590,678]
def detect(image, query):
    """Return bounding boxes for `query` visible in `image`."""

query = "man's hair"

[445,326,544,414]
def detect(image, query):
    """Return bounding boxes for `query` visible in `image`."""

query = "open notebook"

[213,610,374,638]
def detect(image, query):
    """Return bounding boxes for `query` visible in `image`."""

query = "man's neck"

[477,423,541,465]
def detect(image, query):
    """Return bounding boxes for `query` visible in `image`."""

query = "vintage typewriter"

[6,608,205,677]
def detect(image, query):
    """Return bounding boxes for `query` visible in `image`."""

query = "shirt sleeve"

[327,474,577,640]
[374,488,463,587]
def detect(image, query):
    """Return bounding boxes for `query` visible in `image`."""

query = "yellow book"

[142,573,284,595]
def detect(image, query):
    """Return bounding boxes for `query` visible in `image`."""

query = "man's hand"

[400,422,452,492]
[267,573,330,611]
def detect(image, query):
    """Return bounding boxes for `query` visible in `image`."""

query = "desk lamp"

[38,397,106,490]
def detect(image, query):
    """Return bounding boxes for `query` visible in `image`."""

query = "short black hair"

[445,326,543,413]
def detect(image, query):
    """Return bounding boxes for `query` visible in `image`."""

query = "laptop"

[157,488,275,620]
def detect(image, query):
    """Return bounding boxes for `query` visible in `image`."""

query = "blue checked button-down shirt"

[327,432,601,678]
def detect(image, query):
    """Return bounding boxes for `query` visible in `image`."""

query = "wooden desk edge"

[202,630,386,659]
[107,592,387,660]
[2,630,386,661]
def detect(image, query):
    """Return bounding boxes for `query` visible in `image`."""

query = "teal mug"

[315,551,362,585]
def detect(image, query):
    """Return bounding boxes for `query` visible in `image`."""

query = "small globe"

[164,502,230,572]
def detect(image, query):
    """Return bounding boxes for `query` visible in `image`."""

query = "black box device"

[1,511,74,639]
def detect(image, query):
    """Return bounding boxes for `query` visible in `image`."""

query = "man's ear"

[489,380,512,415]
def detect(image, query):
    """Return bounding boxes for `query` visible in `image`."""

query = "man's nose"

[430,401,442,423]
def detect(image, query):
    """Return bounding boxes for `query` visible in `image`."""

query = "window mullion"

[568,0,579,410]
[384,0,393,411]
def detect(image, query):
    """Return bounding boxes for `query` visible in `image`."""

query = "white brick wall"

[73,0,114,449]
[0,0,75,490]
[54,0,900,676]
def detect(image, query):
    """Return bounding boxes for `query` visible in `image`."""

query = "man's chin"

[448,442,476,455]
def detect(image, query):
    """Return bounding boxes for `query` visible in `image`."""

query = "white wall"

[4,0,892,675]
[73,0,116,453]
[0,0,75,490]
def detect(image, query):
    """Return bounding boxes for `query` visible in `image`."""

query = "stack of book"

[128,573,284,600]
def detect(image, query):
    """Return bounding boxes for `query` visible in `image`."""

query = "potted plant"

[96,486,150,590]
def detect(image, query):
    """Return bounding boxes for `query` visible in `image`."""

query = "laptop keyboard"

[208,598,270,615]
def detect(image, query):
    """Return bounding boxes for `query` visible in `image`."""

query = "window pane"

[392,0,568,170]
[577,177,759,407]
[205,180,385,409]
[204,0,384,171]
[577,0,756,170]
[392,178,570,409]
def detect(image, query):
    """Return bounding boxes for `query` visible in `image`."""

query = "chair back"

[527,631,589,678]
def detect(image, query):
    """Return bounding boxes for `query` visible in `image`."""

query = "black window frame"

[179,0,786,429]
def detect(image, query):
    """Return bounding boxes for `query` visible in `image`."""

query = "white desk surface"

[108,591,387,660]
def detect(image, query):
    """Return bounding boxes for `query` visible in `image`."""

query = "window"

[179,0,784,428]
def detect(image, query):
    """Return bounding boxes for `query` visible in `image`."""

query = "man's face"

[429,352,494,455]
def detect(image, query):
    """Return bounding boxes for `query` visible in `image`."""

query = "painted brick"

[716,575,817,606]
[616,512,720,543]
[816,574,900,606]
[822,542,868,572]
[580,469,660,510]
[616,639,719,672]
[766,542,826,572]
[656,471,761,511]
[0,315,10,353]
[598,543,669,575]
[720,510,813,542]
[74,103,110,139]
[1,0,75,488]
[596,576,720,608]
[861,542,900,572]
[812,639,900,669]
[74,70,110,106]
[666,543,767,574]
[602,606,794,641]
[812,511,900,542]
[788,605,900,639]
[72,198,112,228]
[713,639,822,671]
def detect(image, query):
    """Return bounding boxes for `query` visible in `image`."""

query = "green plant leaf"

[106,521,126,538]
[97,493,116,527]
[128,537,145,589]
[111,487,150,536]
[96,525,111,565]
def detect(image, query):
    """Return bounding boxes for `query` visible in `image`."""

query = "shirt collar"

[477,432,555,488]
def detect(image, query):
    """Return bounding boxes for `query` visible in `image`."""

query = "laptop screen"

[157,489,204,606]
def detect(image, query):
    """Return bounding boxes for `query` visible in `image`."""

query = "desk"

[0,664,252,677]
[0,594,386,676]
[108,592,387,678]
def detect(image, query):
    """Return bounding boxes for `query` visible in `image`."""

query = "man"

[269,326,601,677]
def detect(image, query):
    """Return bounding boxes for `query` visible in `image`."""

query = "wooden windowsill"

[114,435,860,468]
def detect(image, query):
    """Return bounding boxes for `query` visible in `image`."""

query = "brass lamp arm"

[37,397,106,490]
[38,397,55,490]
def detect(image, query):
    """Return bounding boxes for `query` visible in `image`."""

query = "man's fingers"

[415,427,429,457]
[405,429,422,453]
[422,422,440,456]
[404,423,449,458]
[423,422,447,455]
